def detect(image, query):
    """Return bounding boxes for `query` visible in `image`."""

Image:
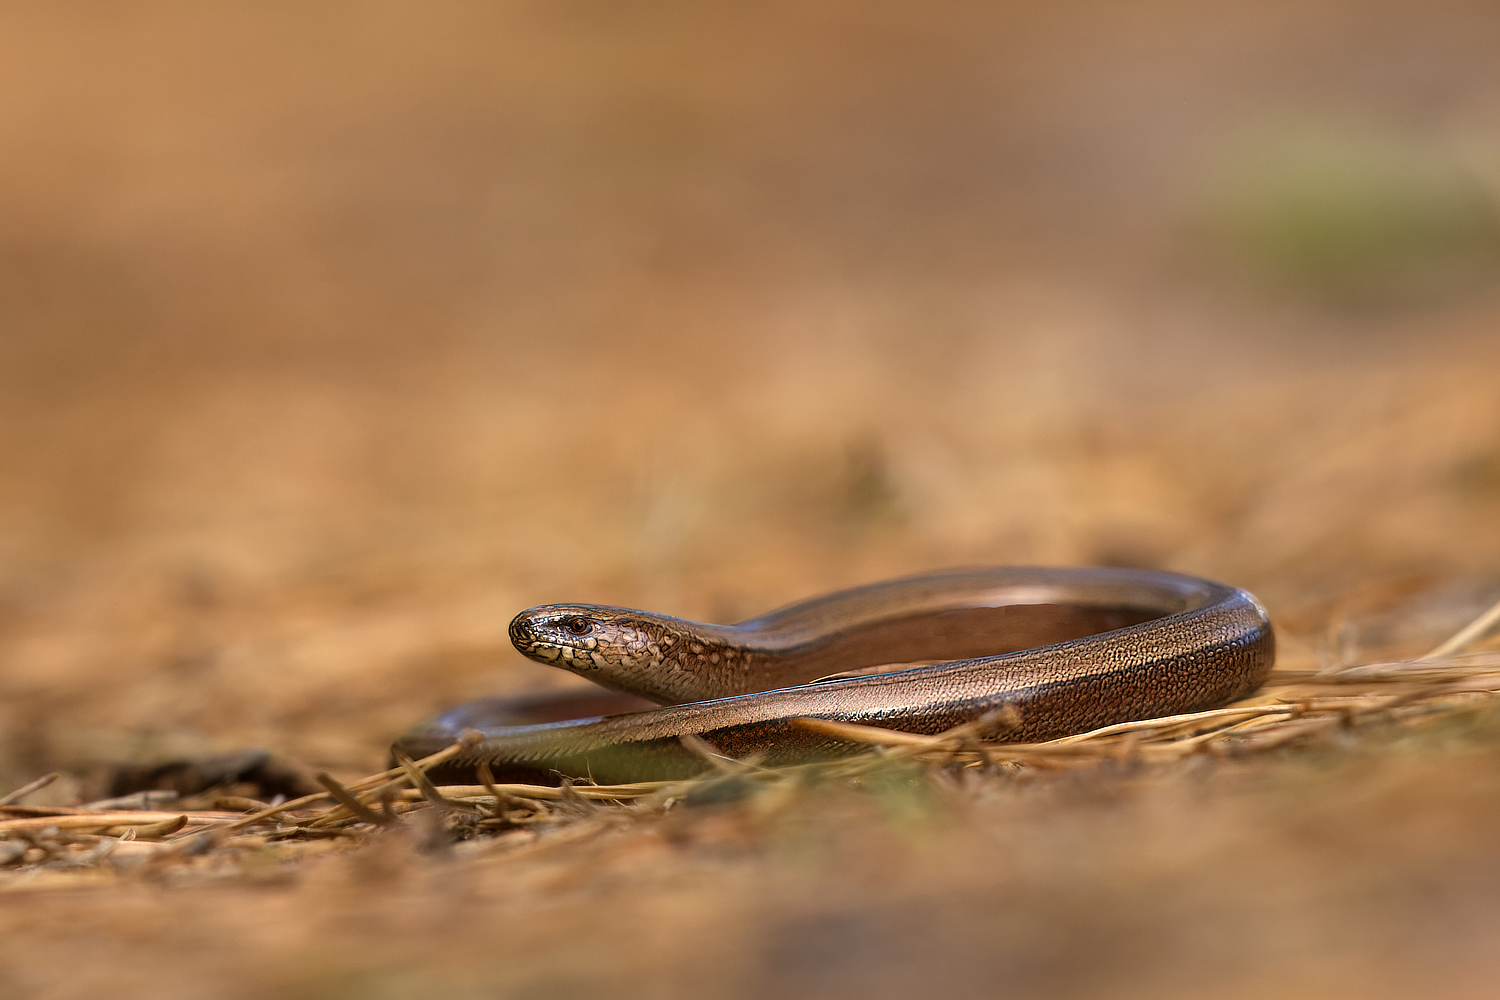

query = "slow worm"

[395,567,1274,783]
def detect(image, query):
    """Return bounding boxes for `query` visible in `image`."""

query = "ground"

[2,3,1500,998]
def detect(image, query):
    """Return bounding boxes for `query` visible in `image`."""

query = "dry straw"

[3,595,1499,884]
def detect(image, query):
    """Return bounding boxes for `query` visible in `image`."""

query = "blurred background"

[2,2,1500,996]
[6,0,1500,775]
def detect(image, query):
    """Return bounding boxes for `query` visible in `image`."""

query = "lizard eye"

[562,616,593,636]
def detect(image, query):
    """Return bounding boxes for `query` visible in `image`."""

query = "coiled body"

[396,567,1275,784]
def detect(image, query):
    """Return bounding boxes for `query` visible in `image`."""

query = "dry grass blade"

[1419,596,1500,660]
[1045,704,1296,743]
[678,734,771,774]
[0,773,60,807]
[476,761,522,811]
[223,792,330,833]
[0,813,192,835]
[316,773,392,827]
[224,741,465,832]
[111,815,190,839]
[793,703,1294,759]
[791,717,942,748]
[215,796,272,813]
[409,782,674,802]
[392,751,486,815]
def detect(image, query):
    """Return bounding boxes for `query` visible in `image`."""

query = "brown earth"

[3,3,1500,998]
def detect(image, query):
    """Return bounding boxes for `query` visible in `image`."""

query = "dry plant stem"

[310,744,481,828]
[1420,596,1500,660]
[791,717,941,749]
[107,815,189,839]
[676,734,777,775]
[393,751,487,815]
[1272,659,1500,684]
[224,741,465,832]
[1045,704,1294,742]
[678,734,748,773]
[476,761,526,812]
[793,703,1298,758]
[316,773,391,827]
[389,782,675,803]
[0,813,191,835]
[0,773,60,807]
[0,806,117,817]
[215,796,272,813]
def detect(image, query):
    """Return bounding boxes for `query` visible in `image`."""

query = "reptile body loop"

[396,567,1275,783]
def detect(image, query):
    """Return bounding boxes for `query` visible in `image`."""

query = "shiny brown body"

[395,567,1275,783]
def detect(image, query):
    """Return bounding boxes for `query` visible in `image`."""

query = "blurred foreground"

[2,3,1500,998]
